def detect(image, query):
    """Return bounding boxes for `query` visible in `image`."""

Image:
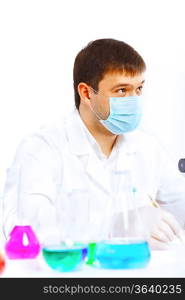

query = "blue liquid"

[96,239,151,269]
[42,243,88,272]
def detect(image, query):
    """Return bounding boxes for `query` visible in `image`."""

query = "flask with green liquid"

[42,188,90,272]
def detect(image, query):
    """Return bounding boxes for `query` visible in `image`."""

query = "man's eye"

[137,86,143,91]
[116,88,126,94]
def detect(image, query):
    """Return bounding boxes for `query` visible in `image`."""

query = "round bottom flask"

[42,243,88,272]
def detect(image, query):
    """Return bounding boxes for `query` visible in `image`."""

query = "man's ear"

[77,83,91,105]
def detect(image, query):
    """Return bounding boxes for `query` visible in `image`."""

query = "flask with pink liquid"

[4,165,40,259]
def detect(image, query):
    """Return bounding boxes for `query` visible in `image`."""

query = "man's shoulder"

[15,109,78,156]
[21,118,65,148]
[27,109,77,139]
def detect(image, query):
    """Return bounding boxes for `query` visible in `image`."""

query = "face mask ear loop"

[88,87,105,121]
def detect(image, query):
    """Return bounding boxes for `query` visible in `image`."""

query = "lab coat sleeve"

[3,133,63,241]
[155,141,185,227]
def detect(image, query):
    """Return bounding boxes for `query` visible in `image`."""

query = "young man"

[3,39,185,249]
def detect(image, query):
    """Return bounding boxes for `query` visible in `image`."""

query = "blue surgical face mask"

[100,96,143,134]
[91,95,142,135]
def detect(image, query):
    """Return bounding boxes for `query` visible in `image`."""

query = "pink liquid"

[5,225,40,259]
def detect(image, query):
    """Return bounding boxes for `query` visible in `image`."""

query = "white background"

[0,0,185,191]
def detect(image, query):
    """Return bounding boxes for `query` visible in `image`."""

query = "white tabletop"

[2,243,185,278]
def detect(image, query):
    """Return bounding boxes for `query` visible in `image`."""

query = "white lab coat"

[2,108,185,241]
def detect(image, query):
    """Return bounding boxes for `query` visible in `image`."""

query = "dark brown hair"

[73,38,146,110]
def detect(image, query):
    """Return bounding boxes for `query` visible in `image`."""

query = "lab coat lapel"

[65,109,112,195]
[65,109,90,156]
[85,150,112,196]
[65,110,140,196]
[115,133,138,176]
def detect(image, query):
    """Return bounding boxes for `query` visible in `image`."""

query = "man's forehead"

[100,70,145,87]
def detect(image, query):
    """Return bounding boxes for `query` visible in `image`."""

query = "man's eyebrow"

[112,80,145,89]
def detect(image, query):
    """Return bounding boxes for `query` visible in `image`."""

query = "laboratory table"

[2,244,185,278]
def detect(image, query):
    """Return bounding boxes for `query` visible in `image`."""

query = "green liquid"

[42,244,87,272]
[86,242,97,265]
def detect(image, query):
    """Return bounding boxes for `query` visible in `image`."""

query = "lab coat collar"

[65,108,140,195]
[65,109,111,195]
[65,108,139,156]
[65,108,91,155]
[114,132,138,156]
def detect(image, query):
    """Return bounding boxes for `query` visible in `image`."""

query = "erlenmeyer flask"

[95,169,151,269]
[5,225,40,259]
[4,165,40,259]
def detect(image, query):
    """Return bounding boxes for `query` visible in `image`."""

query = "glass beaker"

[3,165,40,259]
[95,170,151,269]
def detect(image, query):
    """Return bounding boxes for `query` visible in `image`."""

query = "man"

[3,39,185,249]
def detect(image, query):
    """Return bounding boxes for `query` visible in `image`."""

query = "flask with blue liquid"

[95,169,151,269]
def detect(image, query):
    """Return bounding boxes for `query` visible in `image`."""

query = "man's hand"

[139,206,185,250]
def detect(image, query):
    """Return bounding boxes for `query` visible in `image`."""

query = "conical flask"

[95,169,151,269]
[4,165,40,259]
